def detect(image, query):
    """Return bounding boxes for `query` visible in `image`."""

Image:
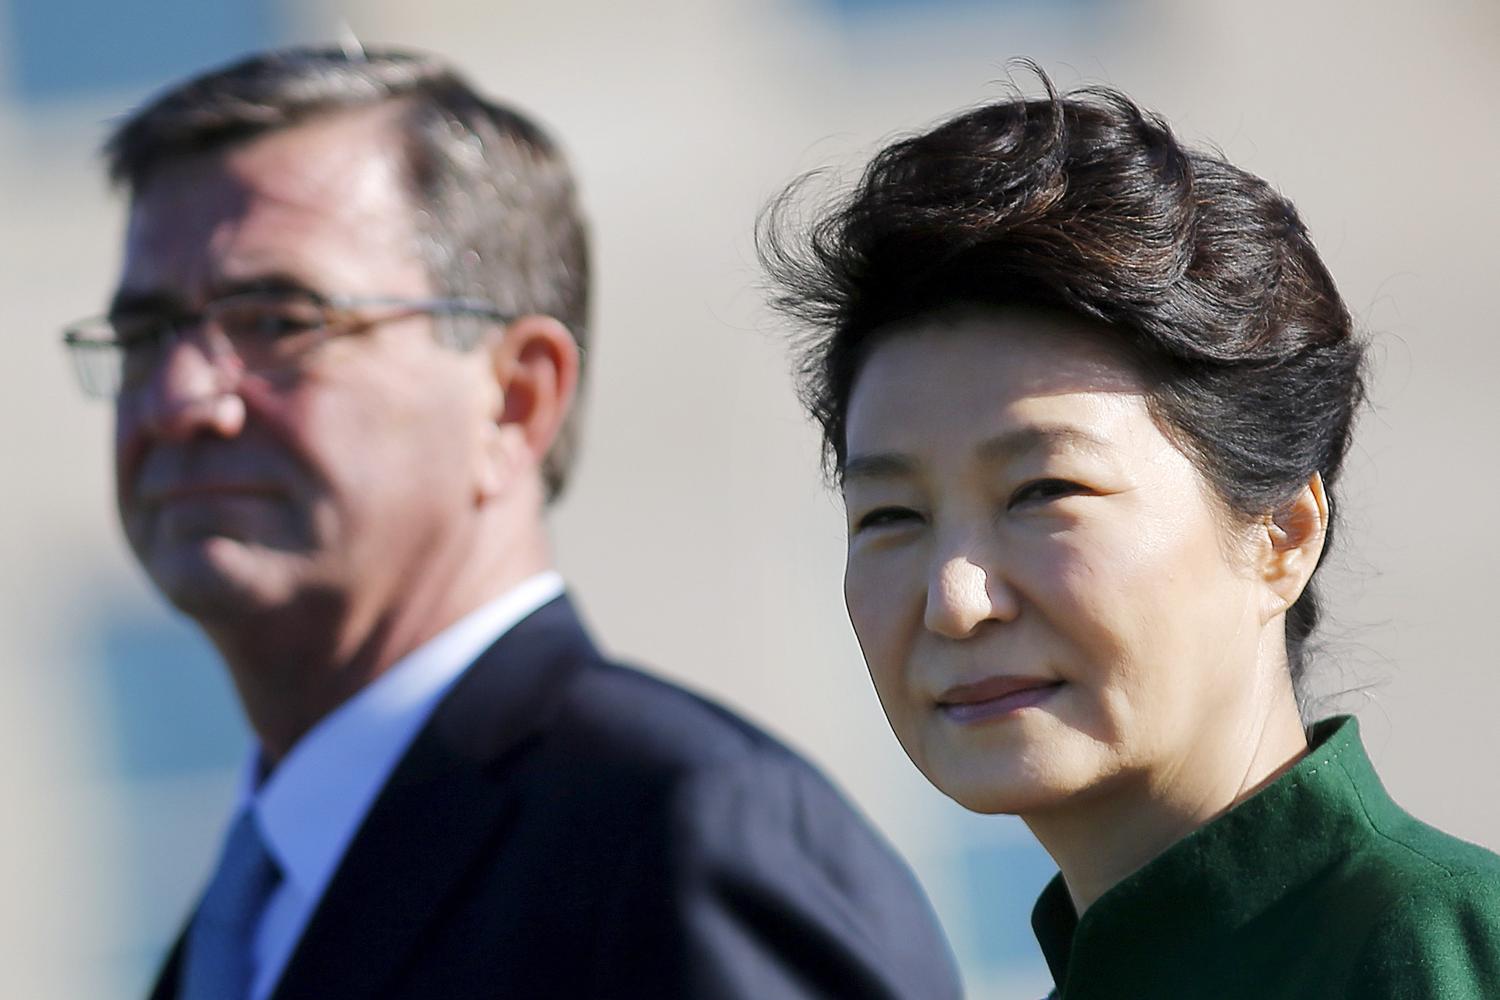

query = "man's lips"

[935,675,1063,723]
[137,483,282,507]
[133,485,285,515]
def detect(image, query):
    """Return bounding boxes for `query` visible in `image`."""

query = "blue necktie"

[179,808,282,1000]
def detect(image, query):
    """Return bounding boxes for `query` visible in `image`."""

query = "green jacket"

[1031,716,1500,998]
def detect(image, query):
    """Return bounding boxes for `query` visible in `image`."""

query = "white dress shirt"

[223,571,565,1000]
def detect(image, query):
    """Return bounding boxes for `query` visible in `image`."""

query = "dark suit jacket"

[151,595,962,999]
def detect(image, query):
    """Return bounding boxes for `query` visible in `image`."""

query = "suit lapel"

[147,931,185,1000]
[266,595,596,1000]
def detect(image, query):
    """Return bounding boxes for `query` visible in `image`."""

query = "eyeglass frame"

[60,289,516,401]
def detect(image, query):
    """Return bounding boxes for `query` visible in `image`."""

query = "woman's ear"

[475,315,579,502]
[1259,473,1329,621]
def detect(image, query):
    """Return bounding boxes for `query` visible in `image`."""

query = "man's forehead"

[136,105,411,219]
[119,104,427,301]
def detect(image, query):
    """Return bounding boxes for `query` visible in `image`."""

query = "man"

[63,46,960,1000]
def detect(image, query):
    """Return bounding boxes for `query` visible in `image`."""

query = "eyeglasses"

[61,290,513,400]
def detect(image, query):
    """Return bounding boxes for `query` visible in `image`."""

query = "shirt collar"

[1031,715,1382,994]
[242,571,565,901]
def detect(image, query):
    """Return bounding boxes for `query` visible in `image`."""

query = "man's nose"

[924,546,1020,639]
[132,335,247,441]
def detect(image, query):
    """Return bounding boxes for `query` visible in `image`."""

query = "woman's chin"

[918,732,1100,816]
[941,777,1079,817]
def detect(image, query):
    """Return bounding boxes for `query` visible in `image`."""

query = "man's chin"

[144,535,303,622]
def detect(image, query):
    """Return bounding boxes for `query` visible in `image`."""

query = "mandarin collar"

[1031,716,1382,995]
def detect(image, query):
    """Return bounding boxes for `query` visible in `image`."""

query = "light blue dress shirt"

[221,571,565,1000]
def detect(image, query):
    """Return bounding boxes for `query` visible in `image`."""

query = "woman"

[760,73,1500,998]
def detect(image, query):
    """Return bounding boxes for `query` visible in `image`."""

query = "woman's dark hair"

[758,67,1366,700]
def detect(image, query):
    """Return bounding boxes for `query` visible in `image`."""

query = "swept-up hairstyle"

[106,45,590,499]
[759,67,1366,698]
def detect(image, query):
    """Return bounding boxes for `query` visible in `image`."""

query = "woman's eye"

[1009,479,1085,508]
[854,507,922,532]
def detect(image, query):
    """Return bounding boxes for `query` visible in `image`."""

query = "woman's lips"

[936,676,1064,723]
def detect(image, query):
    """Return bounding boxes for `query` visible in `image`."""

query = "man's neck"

[209,527,554,764]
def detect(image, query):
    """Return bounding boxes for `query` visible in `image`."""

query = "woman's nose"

[924,550,1019,638]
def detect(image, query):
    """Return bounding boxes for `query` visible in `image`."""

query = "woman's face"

[842,310,1273,815]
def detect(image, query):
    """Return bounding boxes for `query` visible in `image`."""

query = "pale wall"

[2,1,1495,996]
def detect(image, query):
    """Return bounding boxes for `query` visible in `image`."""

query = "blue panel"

[76,597,247,777]
[5,0,283,103]
[954,833,1059,970]
[65,590,249,982]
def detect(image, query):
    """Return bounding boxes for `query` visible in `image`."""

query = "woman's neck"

[1025,692,1309,916]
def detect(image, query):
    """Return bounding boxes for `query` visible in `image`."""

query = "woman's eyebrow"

[843,426,1110,486]
[841,452,915,486]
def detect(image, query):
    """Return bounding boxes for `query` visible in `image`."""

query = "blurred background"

[3,0,1497,996]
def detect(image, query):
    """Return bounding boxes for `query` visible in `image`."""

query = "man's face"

[114,108,499,628]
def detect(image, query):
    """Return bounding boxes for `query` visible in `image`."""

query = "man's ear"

[475,315,579,501]
[1259,473,1329,622]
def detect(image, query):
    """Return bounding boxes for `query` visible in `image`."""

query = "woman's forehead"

[857,308,1143,396]
[845,345,1164,484]
[848,312,1147,428]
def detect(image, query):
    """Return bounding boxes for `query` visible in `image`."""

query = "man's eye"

[218,301,325,340]
[119,335,166,384]
[855,507,922,532]
[111,315,168,347]
[1009,479,1085,508]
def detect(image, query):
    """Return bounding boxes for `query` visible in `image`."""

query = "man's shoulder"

[555,656,825,785]
[451,595,863,820]
[460,599,921,881]
[458,595,821,780]
[396,621,962,999]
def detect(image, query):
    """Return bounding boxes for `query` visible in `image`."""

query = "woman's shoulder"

[1315,721,1500,995]
[1339,833,1500,998]
[1294,785,1500,992]
[1318,717,1500,896]
[1311,718,1500,906]
[1355,802,1500,891]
